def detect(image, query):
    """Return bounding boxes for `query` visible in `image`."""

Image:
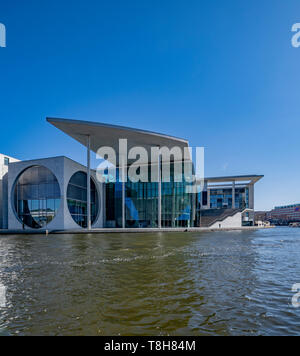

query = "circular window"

[13,166,61,229]
[67,172,99,228]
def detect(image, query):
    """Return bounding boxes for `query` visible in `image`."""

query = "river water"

[0,227,300,336]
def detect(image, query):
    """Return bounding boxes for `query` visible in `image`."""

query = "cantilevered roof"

[47,117,189,163]
[205,175,264,184]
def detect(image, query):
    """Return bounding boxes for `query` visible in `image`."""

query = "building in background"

[267,204,300,225]
[0,154,20,229]
[254,211,270,226]
[0,118,264,232]
[199,175,263,227]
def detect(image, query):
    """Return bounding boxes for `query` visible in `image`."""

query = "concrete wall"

[7,156,104,231]
[0,173,4,229]
[249,184,254,210]
[1,173,8,229]
[0,154,20,229]
[61,157,104,230]
[210,212,242,229]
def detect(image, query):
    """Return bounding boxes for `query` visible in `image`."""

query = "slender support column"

[199,197,202,227]
[249,184,254,210]
[171,184,175,228]
[232,181,236,209]
[203,181,208,207]
[207,188,211,209]
[158,154,162,229]
[121,157,125,229]
[87,135,91,230]
[191,192,196,228]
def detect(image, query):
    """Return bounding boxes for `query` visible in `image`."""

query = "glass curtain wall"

[210,187,249,209]
[236,187,248,209]
[105,161,199,228]
[125,178,159,228]
[161,161,198,227]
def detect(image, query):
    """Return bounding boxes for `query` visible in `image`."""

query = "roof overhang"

[47,117,189,164]
[204,175,264,185]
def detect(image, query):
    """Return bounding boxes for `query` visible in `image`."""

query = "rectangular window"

[4,157,9,166]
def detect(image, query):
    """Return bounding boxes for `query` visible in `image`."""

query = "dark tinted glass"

[67,172,99,228]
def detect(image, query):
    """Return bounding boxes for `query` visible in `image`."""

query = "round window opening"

[13,166,61,229]
[67,172,99,228]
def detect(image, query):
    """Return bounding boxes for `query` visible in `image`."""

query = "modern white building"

[0,154,20,229]
[0,118,263,232]
[7,156,104,231]
[198,175,263,227]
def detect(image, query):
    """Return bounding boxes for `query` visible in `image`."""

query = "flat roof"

[274,204,300,209]
[0,153,20,161]
[46,119,264,184]
[47,117,189,164]
[204,175,264,184]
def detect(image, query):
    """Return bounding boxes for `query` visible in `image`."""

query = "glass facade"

[105,162,200,228]
[209,187,249,209]
[161,181,196,227]
[67,171,99,228]
[125,180,159,227]
[13,166,61,229]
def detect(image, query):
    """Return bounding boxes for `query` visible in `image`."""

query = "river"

[0,227,299,335]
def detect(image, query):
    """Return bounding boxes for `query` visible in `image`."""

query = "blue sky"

[0,0,300,210]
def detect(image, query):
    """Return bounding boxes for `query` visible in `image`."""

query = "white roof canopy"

[47,117,189,164]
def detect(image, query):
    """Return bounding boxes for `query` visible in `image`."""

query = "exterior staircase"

[200,208,241,227]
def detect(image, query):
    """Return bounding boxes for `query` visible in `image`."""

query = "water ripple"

[0,228,300,335]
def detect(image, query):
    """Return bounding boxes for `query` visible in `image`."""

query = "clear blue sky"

[0,0,300,211]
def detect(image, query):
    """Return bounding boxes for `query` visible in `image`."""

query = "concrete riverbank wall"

[0,226,274,235]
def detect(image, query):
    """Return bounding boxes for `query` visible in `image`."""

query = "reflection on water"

[0,228,300,336]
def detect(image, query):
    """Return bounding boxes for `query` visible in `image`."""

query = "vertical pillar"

[202,181,207,207]
[199,194,202,227]
[87,135,91,230]
[121,156,125,229]
[232,181,235,209]
[249,184,254,210]
[207,188,211,209]
[158,153,162,229]
[171,184,175,228]
[191,191,196,227]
